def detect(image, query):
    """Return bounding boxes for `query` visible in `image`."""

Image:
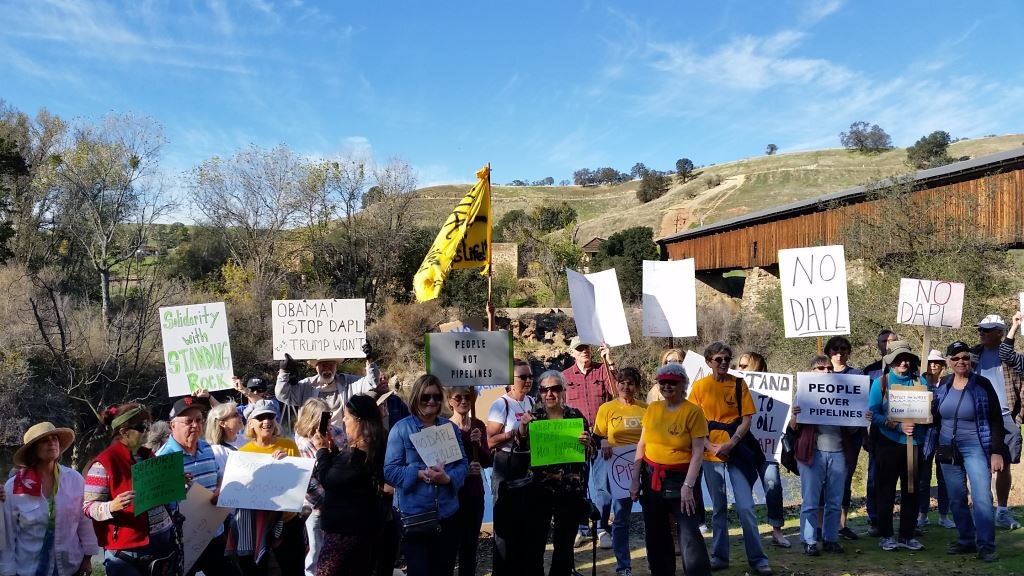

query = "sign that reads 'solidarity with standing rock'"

[425,330,512,388]
[272,299,366,360]
[778,245,851,338]
[160,302,234,396]
[795,372,870,427]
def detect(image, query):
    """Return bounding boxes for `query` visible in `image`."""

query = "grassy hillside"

[410,135,1024,242]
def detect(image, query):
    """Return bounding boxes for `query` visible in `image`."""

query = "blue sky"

[3,0,1023,190]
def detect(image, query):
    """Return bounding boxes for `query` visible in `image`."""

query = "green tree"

[532,202,577,232]
[766,143,778,155]
[906,130,954,169]
[362,185,385,209]
[636,171,670,203]
[591,226,658,302]
[675,158,694,181]
[493,208,529,242]
[0,136,27,263]
[840,121,893,153]
[630,162,649,179]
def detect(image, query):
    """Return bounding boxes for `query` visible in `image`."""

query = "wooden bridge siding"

[664,168,1024,270]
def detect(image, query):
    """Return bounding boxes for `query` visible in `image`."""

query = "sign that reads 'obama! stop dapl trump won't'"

[160,303,234,396]
[778,245,851,338]
[272,299,366,360]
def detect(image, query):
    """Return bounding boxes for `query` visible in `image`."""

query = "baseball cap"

[976,314,1007,331]
[946,341,971,357]
[568,336,588,351]
[655,363,688,382]
[170,396,210,419]
[248,399,279,421]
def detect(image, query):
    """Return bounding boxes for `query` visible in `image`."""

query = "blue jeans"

[611,497,633,571]
[918,450,949,515]
[941,440,996,554]
[866,451,877,523]
[585,455,613,532]
[759,462,784,528]
[103,529,175,576]
[703,461,768,568]
[797,450,847,544]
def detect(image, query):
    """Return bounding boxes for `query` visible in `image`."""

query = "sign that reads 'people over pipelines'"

[795,372,871,427]
[160,302,234,396]
[272,299,366,360]
[778,245,851,338]
[425,330,513,387]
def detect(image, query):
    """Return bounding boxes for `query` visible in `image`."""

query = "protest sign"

[217,452,315,513]
[896,278,965,329]
[1018,292,1023,315]
[888,386,933,423]
[181,484,230,573]
[566,268,631,347]
[778,245,850,338]
[744,372,794,463]
[424,330,513,388]
[530,418,586,467]
[131,452,185,516]
[160,302,234,396]
[680,350,711,397]
[438,317,486,333]
[271,299,366,360]
[409,423,465,466]
[642,259,697,337]
[795,372,870,427]
[607,445,637,500]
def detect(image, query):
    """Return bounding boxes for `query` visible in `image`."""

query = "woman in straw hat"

[2,421,99,576]
[83,403,178,576]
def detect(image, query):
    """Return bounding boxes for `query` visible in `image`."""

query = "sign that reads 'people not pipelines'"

[896,278,965,329]
[530,418,586,467]
[131,451,185,516]
[409,423,464,466]
[743,372,793,463]
[271,299,366,360]
[778,245,851,338]
[425,330,512,388]
[795,372,871,427]
[160,302,234,396]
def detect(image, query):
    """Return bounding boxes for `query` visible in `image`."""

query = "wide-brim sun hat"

[883,340,920,366]
[13,422,75,467]
[926,349,945,363]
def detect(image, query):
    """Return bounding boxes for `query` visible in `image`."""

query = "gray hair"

[145,420,171,452]
[537,370,566,389]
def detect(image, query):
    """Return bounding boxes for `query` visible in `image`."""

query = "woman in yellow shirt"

[689,342,772,575]
[629,363,710,576]
[235,401,304,576]
[593,367,647,576]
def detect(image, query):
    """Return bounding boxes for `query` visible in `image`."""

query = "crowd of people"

[3,312,1024,575]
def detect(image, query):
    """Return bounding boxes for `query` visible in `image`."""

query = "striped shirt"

[83,460,174,535]
[156,436,221,536]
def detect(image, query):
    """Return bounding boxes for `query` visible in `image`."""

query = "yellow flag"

[414,165,491,302]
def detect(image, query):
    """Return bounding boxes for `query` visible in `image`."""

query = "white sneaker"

[574,530,587,548]
[996,510,1022,530]
[878,537,898,551]
[598,530,613,549]
[699,524,710,535]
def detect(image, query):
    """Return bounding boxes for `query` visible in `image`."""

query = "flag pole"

[486,162,495,332]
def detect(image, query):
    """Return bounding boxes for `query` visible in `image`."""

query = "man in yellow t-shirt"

[688,343,772,576]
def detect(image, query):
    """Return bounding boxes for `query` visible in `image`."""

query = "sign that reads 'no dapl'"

[778,245,851,338]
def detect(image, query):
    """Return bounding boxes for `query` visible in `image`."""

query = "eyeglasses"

[949,355,972,363]
[420,393,444,403]
[893,358,913,365]
[253,414,276,422]
[450,395,472,403]
[539,385,564,395]
[248,387,267,394]
[710,356,732,364]
[812,366,830,372]
[173,416,204,426]
[830,346,851,353]
[515,374,534,381]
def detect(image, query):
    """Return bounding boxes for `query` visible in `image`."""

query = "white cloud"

[803,0,844,25]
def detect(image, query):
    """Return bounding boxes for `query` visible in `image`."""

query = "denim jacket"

[384,415,468,519]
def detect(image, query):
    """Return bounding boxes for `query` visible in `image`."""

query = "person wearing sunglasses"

[689,342,772,575]
[630,363,711,576]
[916,350,953,529]
[973,313,1024,530]
[447,386,491,576]
[821,336,867,541]
[867,341,929,552]
[516,370,593,576]
[384,374,468,576]
[84,403,178,576]
[593,366,647,576]
[925,341,1006,561]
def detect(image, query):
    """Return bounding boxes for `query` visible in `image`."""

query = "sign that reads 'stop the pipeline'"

[425,330,513,388]
[271,299,366,360]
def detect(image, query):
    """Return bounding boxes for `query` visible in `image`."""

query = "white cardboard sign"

[680,351,711,397]
[778,245,850,338]
[160,302,234,397]
[424,331,513,388]
[888,388,933,423]
[1018,292,1023,315]
[607,445,637,500]
[896,278,965,328]
[743,372,794,463]
[271,299,366,360]
[642,259,697,337]
[409,423,464,466]
[567,268,631,347]
[795,372,870,427]
[181,484,230,573]
[217,452,315,513]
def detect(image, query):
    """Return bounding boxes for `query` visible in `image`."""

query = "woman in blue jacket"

[867,341,928,552]
[925,341,1005,562]
[384,375,469,576]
